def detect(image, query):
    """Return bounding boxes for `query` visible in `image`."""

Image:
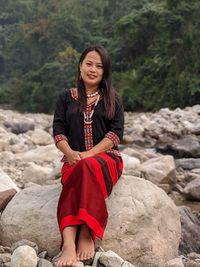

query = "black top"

[53,89,124,152]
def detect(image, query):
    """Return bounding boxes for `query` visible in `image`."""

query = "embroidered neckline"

[70,88,102,106]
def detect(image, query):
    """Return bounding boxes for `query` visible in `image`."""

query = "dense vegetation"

[0,0,200,112]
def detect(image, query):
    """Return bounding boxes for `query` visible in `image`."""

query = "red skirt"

[57,152,123,243]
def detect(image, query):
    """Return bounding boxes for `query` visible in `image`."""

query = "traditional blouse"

[53,88,124,159]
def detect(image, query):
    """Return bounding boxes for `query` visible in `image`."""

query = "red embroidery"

[105,131,120,146]
[54,134,68,145]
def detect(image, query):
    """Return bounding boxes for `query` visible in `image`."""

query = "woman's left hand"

[78,151,94,159]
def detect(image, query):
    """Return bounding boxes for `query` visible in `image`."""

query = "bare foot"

[55,243,77,267]
[77,224,95,261]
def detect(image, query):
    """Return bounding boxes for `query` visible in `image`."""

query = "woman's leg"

[56,226,78,267]
[77,224,95,261]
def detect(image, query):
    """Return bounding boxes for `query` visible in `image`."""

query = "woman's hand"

[66,150,81,165]
[78,150,94,159]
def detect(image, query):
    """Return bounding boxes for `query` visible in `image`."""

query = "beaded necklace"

[83,94,100,124]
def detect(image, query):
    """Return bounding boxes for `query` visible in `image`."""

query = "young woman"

[53,44,124,267]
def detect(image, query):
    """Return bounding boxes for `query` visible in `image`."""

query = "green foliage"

[0,0,199,112]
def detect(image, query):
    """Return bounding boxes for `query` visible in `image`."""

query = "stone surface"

[175,159,200,170]
[179,206,200,255]
[121,153,140,172]
[0,170,19,192]
[165,257,184,267]
[30,129,53,146]
[22,163,52,185]
[15,144,59,163]
[0,189,17,211]
[139,155,176,187]
[0,176,181,266]
[99,175,181,267]
[0,184,61,257]
[183,178,200,201]
[98,250,124,267]
[37,258,53,267]
[11,240,39,254]
[11,245,37,267]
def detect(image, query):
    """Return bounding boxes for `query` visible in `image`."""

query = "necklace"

[83,94,100,124]
[86,91,99,98]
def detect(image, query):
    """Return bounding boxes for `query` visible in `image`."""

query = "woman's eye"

[97,65,103,68]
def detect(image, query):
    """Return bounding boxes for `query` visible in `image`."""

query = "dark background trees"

[0,0,199,113]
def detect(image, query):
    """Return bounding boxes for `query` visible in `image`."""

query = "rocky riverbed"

[0,105,200,267]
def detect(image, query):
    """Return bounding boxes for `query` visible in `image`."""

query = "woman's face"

[80,51,104,89]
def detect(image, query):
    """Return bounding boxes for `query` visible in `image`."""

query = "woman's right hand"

[66,150,81,166]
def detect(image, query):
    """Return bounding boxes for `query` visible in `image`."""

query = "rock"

[11,245,37,267]
[38,251,48,259]
[176,159,200,170]
[165,257,184,267]
[10,142,29,153]
[37,258,53,267]
[183,178,200,201]
[0,170,19,192]
[122,135,134,144]
[139,155,176,188]
[166,136,200,158]
[11,240,39,254]
[4,120,35,134]
[92,252,103,267]
[99,175,181,267]
[0,253,11,264]
[0,139,9,152]
[15,144,59,163]
[0,189,17,211]
[121,153,140,171]
[0,184,61,257]
[121,147,149,162]
[22,163,52,185]
[0,176,181,266]
[179,206,200,254]
[98,250,124,267]
[30,129,53,146]
[122,261,136,267]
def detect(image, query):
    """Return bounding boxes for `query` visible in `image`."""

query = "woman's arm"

[78,137,113,158]
[57,140,81,165]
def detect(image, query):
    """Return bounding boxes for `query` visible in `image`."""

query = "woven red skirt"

[57,152,123,243]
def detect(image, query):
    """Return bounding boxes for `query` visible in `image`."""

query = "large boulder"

[138,155,176,192]
[100,175,181,267]
[0,176,181,267]
[0,184,61,256]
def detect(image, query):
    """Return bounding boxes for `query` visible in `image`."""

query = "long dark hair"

[77,44,116,119]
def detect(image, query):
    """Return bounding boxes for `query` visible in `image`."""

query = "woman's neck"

[85,86,98,94]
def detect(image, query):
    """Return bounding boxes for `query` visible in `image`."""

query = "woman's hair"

[77,44,116,119]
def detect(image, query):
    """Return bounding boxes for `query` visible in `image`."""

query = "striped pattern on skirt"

[57,152,123,242]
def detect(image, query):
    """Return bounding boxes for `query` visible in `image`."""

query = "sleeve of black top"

[53,91,68,138]
[109,95,124,141]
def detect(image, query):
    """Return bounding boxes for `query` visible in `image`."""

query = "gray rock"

[0,176,181,267]
[0,184,61,257]
[11,240,39,254]
[38,251,48,259]
[11,245,37,267]
[0,253,11,263]
[179,206,200,254]
[139,155,176,189]
[183,178,200,200]
[37,259,53,267]
[30,129,53,146]
[4,120,35,134]
[176,159,200,170]
[98,176,181,267]
[169,136,200,158]
[98,250,124,267]
[0,170,19,192]
[165,257,184,267]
